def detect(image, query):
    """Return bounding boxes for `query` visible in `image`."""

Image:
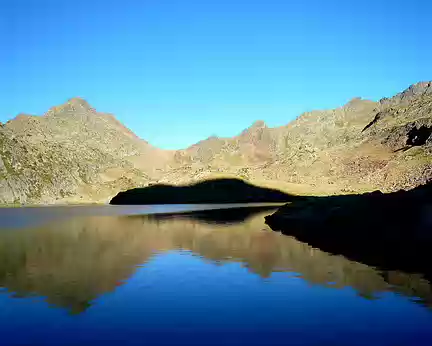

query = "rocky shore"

[265,181,432,277]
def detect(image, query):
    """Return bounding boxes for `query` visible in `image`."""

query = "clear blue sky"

[2,0,431,149]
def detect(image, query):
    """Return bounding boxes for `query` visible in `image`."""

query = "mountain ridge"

[1,81,431,204]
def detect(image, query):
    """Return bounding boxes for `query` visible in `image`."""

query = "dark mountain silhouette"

[110,178,294,205]
[265,181,432,278]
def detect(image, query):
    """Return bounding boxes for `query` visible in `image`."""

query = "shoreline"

[265,182,432,278]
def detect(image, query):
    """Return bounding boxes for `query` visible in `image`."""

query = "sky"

[2,0,431,149]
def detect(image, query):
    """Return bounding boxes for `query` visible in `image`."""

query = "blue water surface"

[0,206,431,346]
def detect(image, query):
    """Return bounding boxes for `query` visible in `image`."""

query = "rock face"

[1,81,431,204]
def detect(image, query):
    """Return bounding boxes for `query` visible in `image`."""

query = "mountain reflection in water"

[0,207,431,314]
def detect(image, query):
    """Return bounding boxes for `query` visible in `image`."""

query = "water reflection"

[0,207,431,314]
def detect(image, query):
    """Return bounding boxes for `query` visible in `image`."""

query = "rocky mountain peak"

[405,81,432,95]
[250,120,267,129]
[45,97,94,116]
[345,97,363,106]
[239,120,268,137]
[380,81,432,106]
[342,97,377,113]
[396,81,432,101]
[67,97,92,109]
[206,135,220,141]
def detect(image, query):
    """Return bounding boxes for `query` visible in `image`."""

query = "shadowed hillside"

[110,178,294,205]
[265,181,432,277]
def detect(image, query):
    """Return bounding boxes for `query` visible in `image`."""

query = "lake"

[0,205,431,346]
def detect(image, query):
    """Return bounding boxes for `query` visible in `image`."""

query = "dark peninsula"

[110,178,294,205]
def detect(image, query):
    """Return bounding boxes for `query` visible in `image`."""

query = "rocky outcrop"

[265,181,432,276]
[380,81,432,106]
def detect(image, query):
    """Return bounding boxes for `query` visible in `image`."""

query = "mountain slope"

[0,98,172,204]
[1,82,431,204]
[164,82,432,194]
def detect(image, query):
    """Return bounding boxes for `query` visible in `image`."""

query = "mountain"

[1,82,431,204]
[0,98,173,204]
[166,81,432,194]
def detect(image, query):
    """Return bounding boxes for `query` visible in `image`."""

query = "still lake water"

[0,205,432,346]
